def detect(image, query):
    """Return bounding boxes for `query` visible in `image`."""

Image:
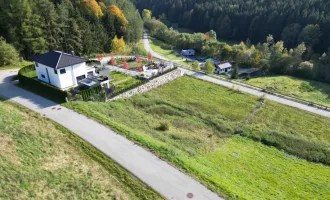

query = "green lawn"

[244,75,330,107]
[64,76,330,199]
[0,61,32,70]
[0,99,162,199]
[111,71,141,91]
[149,37,183,60]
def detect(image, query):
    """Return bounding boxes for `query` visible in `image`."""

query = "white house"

[214,62,233,74]
[30,51,96,90]
[181,49,195,56]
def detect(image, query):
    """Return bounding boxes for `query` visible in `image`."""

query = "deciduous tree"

[204,60,215,74]
[0,37,19,66]
[111,36,125,53]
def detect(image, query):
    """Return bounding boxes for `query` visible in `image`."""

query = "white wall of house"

[35,62,95,90]
[35,62,61,88]
[215,67,233,74]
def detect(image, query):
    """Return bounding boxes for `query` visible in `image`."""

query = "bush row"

[236,128,330,166]
[18,65,68,103]
[80,85,106,102]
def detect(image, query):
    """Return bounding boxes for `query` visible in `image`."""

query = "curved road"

[143,31,330,118]
[0,70,222,200]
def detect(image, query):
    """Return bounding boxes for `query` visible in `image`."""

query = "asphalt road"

[0,69,222,200]
[143,31,330,118]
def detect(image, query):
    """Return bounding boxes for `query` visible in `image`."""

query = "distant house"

[29,50,97,90]
[181,49,195,56]
[214,62,233,74]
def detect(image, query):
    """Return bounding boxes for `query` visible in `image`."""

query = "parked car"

[136,74,151,80]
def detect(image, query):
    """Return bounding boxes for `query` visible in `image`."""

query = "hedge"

[18,64,68,103]
[80,85,106,101]
[237,128,330,166]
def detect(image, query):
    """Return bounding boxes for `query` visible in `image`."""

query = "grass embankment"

[149,37,183,60]
[111,71,141,91]
[0,61,32,70]
[0,99,162,199]
[244,75,330,107]
[65,76,330,199]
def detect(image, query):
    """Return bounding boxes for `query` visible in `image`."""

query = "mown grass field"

[0,99,162,199]
[65,76,330,199]
[244,75,330,107]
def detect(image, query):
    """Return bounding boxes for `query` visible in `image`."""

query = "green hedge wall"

[80,85,106,101]
[18,64,68,103]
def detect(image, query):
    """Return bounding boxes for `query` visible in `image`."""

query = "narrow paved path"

[0,70,222,200]
[143,31,330,118]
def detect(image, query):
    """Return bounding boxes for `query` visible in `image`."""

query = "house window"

[35,63,39,67]
[54,69,58,74]
[41,74,45,78]
[60,69,66,74]
[87,71,94,77]
[76,75,86,82]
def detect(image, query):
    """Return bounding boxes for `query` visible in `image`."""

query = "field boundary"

[109,68,184,101]
[170,62,330,111]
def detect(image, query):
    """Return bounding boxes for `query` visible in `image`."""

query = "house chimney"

[71,51,75,56]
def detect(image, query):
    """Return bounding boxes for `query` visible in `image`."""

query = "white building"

[214,62,233,74]
[30,51,96,90]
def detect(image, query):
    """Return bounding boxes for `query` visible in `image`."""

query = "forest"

[134,0,330,53]
[144,16,330,83]
[0,0,143,59]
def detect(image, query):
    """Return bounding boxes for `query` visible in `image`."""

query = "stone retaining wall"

[109,69,184,101]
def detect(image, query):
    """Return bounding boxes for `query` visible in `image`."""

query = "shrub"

[231,65,238,79]
[238,127,330,166]
[18,65,68,103]
[0,37,19,67]
[204,60,215,74]
[192,61,200,71]
[80,85,106,102]
[157,122,170,131]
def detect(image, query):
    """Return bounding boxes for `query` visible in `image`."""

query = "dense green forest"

[144,16,330,83]
[0,0,143,59]
[134,0,330,53]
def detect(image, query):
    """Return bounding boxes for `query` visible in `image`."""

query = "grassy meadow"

[244,75,330,107]
[111,71,141,91]
[149,37,183,60]
[65,76,330,199]
[0,99,162,199]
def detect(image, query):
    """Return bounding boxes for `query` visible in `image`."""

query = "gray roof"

[217,62,232,69]
[29,51,88,69]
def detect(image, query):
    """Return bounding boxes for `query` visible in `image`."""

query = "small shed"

[181,49,195,56]
[215,62,233,74]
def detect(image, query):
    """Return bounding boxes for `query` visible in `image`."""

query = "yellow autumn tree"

[98,2,106,11]
[109,5,128,31]
[81,0,103,18]
[111,36,125,53]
